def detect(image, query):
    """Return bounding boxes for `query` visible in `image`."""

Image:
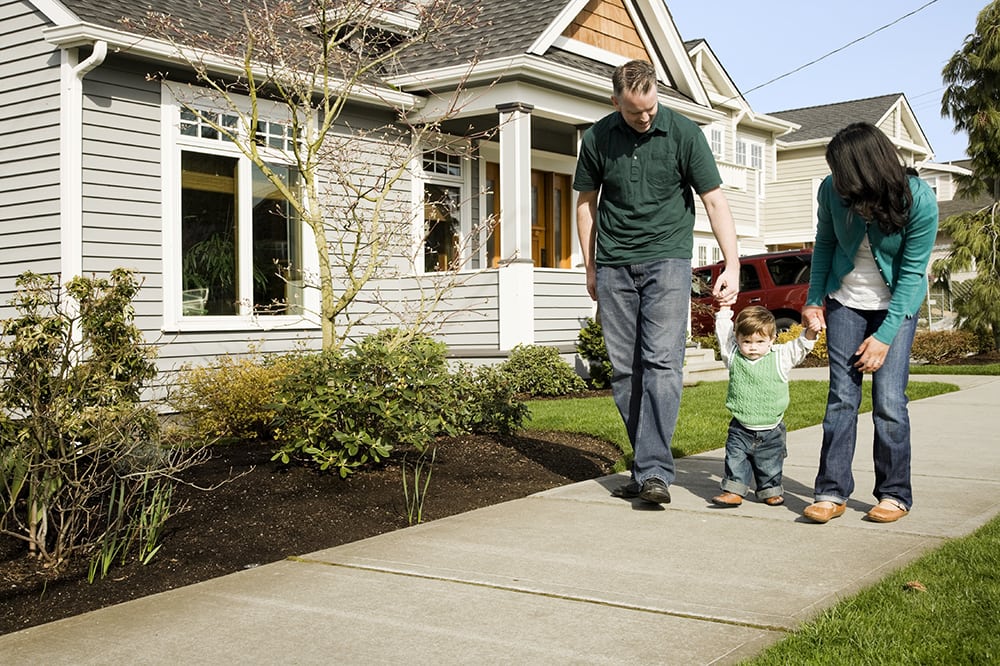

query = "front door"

[488,163,572,269]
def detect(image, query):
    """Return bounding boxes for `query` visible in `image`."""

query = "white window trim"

[413,137,473,275]
[736,136,766,200]
[705,124,724,160]
[160,85,319,332]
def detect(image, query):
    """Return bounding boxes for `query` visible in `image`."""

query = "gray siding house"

[1,0,798,379]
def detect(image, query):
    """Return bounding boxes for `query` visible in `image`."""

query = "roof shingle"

[769,94,903,143]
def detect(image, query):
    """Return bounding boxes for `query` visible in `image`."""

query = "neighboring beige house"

[682,38,796,264]
[763,93,933,250]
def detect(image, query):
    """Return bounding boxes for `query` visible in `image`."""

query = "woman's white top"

[830,232,892,310]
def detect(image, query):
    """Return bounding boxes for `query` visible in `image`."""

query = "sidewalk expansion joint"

[287,555,794,634]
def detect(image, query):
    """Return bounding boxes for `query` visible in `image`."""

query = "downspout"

[59,41,107,287]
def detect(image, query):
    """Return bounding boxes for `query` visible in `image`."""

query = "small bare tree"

[125,0,494,350]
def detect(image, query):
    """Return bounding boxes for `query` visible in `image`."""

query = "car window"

[739,264,761,291]
[766,255,811,286]
[692,269,713,298]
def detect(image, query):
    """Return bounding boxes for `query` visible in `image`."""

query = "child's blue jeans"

[720,419,787,499]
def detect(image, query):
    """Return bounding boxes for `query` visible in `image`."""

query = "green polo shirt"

[574,104,722,266]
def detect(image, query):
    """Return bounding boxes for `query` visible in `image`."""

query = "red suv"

[690,249,813,336]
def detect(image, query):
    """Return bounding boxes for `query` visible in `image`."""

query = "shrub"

[499,344,587,397]
[169,351,298,444]
[451,363,529,436]
[270,330,460,476]
[777,324,828,362]
[577,317,611,388]
[0,270,201,574]
[910,329,979,364]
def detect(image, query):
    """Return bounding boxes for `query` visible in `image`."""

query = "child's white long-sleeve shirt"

[715,308,816,383]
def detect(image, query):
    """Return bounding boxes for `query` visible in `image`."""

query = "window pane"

[181,151,239,315]
[739,265,761,291]
[424,183,460,272]
[252,164,302,315]
[736,140,747,166]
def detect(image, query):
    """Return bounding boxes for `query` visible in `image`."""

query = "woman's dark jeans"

[814,298,918,510]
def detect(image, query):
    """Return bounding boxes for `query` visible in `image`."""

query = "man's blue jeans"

[721,419,786,499]
[814,298,918,510]
[597,259,690,487]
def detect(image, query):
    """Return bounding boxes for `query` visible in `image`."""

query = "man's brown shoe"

[802,501,846,523]
[865,499,908,523]
[764,495,785,506]
[711,492,743,506]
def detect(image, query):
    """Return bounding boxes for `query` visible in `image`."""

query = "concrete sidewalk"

[1,373,998,665]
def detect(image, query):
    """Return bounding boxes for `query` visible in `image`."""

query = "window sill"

[161,315,321,334]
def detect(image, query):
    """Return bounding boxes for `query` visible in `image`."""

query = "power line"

[737,0,942,100]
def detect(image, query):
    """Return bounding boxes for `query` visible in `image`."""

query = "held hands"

[801,306,826,334]
[712,266,739,307]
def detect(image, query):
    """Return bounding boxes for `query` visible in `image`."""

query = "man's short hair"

[612,60,657,98]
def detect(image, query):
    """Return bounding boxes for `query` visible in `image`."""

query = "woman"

[801,122,938,524]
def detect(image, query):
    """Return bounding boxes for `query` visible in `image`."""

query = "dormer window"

[305,1,422,56]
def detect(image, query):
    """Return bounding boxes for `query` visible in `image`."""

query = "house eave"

[41,23,422,110]
[776,137,830,151]
[389,54,723,124]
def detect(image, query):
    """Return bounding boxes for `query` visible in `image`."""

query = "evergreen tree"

[937,1,1000,351]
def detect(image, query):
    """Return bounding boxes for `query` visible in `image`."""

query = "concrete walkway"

[1,372,998,665]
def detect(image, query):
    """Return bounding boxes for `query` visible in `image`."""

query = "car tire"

[774,316,797,333]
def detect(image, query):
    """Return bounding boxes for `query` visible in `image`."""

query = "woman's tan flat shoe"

[865,499,908,523]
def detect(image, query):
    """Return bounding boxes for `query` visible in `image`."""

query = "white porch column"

[496,102,534,350]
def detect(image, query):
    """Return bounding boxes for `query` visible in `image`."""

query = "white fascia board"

[738,112,800,134]
[26,0,76,25]
[393,55,723,125]
[918,161,972,176]
[633,0,709,106]
[408,80,613,125]
[388,54,609,99]
[41,23,421,110]
[777,137,830,151]
[527,0,592,55]
[894,137,932,158]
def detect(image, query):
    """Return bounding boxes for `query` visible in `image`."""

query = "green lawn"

[911,362,1000,375]
[525,376,1000,664]
[526,380,958,466]
[747,514,1000,664]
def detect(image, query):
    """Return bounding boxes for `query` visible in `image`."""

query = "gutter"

[43,23,421,111]
[60,40,107,289]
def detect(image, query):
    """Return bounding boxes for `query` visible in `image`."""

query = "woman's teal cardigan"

[806,174,939,345]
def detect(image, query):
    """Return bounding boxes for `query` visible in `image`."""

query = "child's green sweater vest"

[726,352,788,428]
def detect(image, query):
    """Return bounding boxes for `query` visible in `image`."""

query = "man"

[574,59,739,504]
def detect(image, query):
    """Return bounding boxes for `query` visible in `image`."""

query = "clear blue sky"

[667,0,987,163]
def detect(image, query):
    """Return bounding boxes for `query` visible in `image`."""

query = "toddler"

[712,305,818,507]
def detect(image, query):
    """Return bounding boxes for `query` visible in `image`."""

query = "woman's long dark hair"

[826,122,914,234]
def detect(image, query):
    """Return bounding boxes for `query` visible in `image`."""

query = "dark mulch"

[0,430,621,636]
